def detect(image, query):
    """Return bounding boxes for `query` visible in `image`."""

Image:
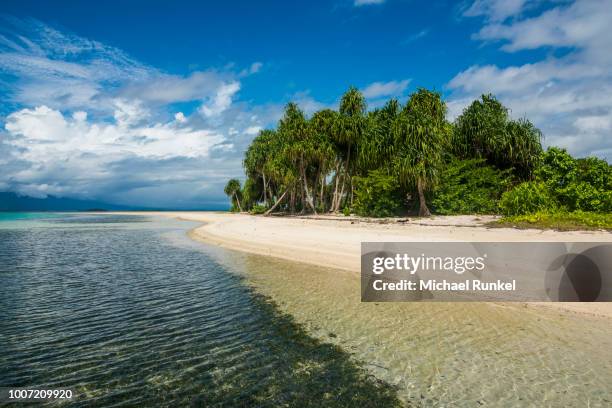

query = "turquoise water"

[0,214,399,407]
[0,212,65,222]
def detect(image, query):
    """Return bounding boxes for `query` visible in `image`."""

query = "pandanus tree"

[453,94,542,179]
[278,102,318,213]
[358,98,400,172]
[229,86,548,217]
[244,129,276,206]
[331,86,367,211]
[224,178,243,212]
[392,88,448,217]
[262,126,300,215]
[309,109,337,211]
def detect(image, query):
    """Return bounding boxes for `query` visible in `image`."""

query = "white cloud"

[0,17,283,207]
[472,0,612,55]
[354,0,385,6]
[199,81,241,117]
[361,79,410,99]
[244,126,262,135]
[449,0,612,161]
[120,70,234,104]
[3,105,226,200]
[0,17,155,111]
[113,99,150,127]
[463,0,529,22]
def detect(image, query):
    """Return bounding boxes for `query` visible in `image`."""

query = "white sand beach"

[111,211,612,317]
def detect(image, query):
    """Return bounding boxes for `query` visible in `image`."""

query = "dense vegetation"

[225,87,611,229]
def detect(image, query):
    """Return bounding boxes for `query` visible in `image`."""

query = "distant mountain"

[0,192,135,212]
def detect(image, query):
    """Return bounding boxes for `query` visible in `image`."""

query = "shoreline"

[109,211,612,318]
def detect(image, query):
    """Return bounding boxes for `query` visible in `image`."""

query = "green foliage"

[241,177,262,211]
[342,206,351,216]
[534,147,612,212]
[358,99,398,171]
[453,94,542,179]
[229,86,609,224]
[392,88,449,216]
[392,89,448,189]
[496,211,612,231]
[431,159,512,214]
[250,204,267,215]
[499,181,554,216]
[224,178,243,211]
[353,170,402,217]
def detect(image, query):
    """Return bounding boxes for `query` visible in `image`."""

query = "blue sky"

[1,0,611,208]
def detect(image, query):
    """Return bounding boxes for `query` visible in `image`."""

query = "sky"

[0,0,611,209]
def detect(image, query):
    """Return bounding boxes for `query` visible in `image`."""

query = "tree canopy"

[225,87,609,220]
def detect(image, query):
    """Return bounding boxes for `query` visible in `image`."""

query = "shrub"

[499,181,554,216]
[535,148,612,212]
[342,206,351,216]
[250,204,267,214]
[353,170,402,217]
[241,176,263,211]
[560,182,609,212]
[497,211,612,231]
[431,158,512,214]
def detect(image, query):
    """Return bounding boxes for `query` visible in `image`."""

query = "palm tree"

[392,88,448,217]
[244,129,276,206]
[331,86,367,211]
[453,94,542,179]
[224,178,243,212]
[278,102,317,213]
[358,98,399,172]
[309,109,338,211]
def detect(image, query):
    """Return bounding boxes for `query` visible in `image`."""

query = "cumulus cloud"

[449,0,612,160]
[472,0,612,54]
[361,79,410,99]
[3,105,226,197]
[0,17,275,208]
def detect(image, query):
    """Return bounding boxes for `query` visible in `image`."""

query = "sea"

[0,213,398,407]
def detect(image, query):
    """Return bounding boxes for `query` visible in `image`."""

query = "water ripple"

[0,214,401,407]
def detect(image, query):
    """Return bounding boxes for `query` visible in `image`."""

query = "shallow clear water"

[209,245,612,407]
[0,214,400,407]
[4,213,612,407]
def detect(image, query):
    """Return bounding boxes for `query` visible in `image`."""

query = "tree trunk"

[319,171,326,211]
[331,161,341,213]
[301,159,317,214]
[335,146,351,212]
[313,166,321,211]
[417,179,431,217]
[262,171,268,206]
[264,189,288,216]
[290,187,296,214]
[233,193,243,212]
[350,176,354,207]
